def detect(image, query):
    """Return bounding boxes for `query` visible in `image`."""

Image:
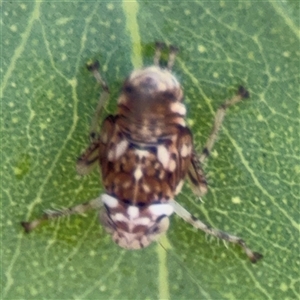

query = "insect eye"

[162,91,176,100]
[122,199,132,205]
[123,84,134,93]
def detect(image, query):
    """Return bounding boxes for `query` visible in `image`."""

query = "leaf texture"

[2,1,299,299]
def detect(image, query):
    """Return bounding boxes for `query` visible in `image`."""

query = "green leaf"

[2,1,299,299]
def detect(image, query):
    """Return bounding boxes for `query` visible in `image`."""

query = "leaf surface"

[2,1,299,299]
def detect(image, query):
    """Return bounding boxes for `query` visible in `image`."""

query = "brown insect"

[21,42,262,263]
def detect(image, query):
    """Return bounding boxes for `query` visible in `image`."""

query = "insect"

[21,42,263,263]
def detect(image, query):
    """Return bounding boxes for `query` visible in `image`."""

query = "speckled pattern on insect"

[22,42,262,263]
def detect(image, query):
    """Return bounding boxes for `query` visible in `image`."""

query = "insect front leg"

[86,61,110,142]
[200,86,249,164]
[170,200,263,263]
[21,197,103,233]
[75,61,111,176]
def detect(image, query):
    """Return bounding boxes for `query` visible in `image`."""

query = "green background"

[2,1,299,299]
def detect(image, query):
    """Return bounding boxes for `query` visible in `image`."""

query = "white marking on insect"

[127,206,139,219]
[175,180,184,195]
[136,149,149,158]
[142,183,151,193]
[101,194,118,208]
[175,118,186,127]
[170,102,186,116]
[148,203,174,217]
[107,149,114,161]
[133,217,151,226]
[180,144,191,157]
[157,145,170,169]
[113,213,128,222]
[115,139,128,159]
[168,159,176,172]
[133,166,143,181]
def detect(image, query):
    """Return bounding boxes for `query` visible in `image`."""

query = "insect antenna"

[154,41,165,66]
[167,45,179,71]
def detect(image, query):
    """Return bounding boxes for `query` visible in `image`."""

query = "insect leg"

[87,61,110,141]
[154,41,165,66]
[187,151,208,197]
[200,86,249,164]
[167,45,179,71]
[76,140,101,175]
[21,197,103,233]
[171,200,263,263]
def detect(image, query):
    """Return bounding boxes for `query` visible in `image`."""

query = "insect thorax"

[116,66,186,141]
[98,66,193,249]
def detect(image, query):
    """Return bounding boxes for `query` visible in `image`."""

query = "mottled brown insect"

[22,42,262,263]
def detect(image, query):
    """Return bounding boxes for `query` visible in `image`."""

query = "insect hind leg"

[171,200,263,263]
[86,61,110,141]
[21,197,103,233]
